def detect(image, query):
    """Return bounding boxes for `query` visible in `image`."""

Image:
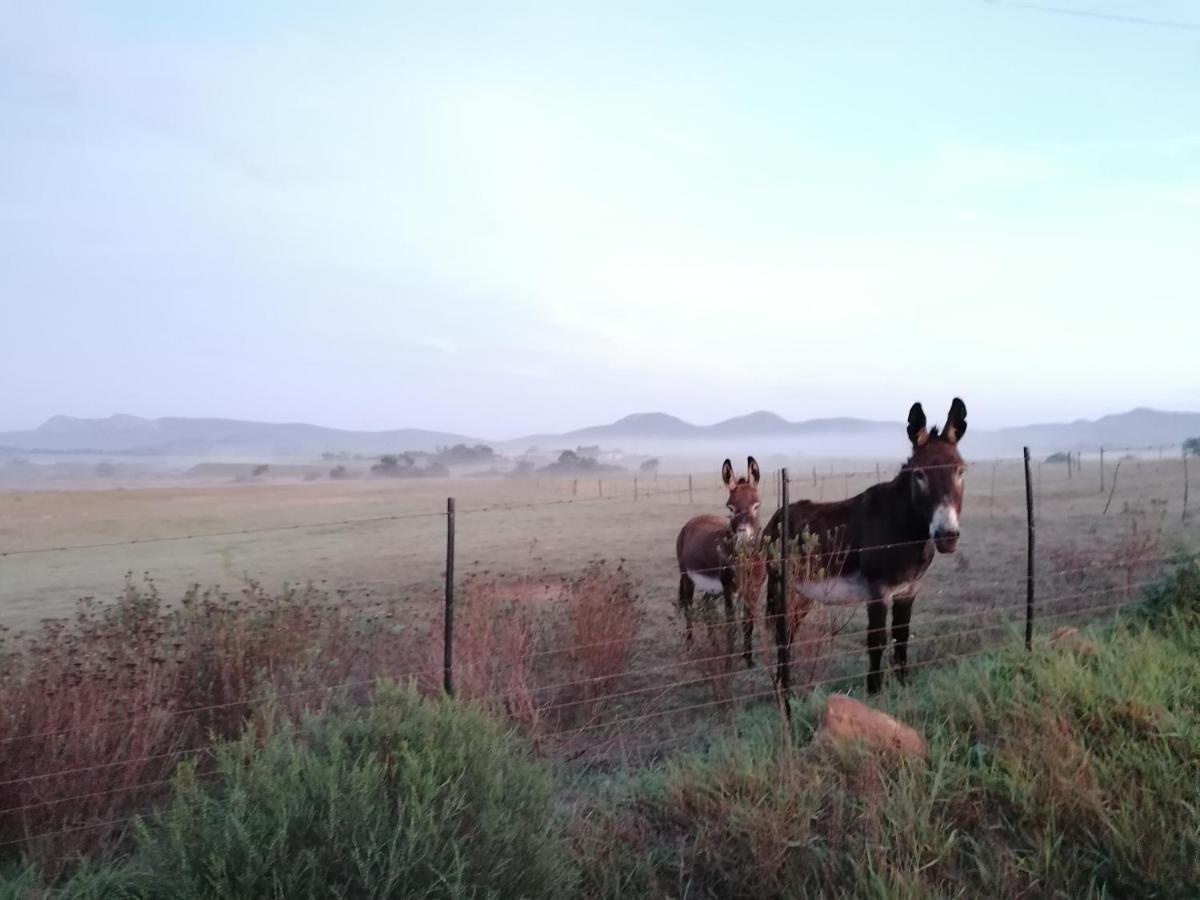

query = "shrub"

[131,683,573,899]
[561,562,640,716]
[0,578,418,877]
[429,575,548,738]
[1138,559,1200,626]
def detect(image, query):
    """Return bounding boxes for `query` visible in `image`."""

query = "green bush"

[1138,559,1200,626]
[131,683,572,899]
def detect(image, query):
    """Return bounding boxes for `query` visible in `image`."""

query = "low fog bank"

[3,406,1196,490]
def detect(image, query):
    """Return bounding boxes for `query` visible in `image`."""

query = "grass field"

[2,455,1193,631]
[2,456,1194,756]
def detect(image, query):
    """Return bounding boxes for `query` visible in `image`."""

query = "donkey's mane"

[900,429,961,471]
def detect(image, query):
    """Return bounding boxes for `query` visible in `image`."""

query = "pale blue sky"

[2,1,1197,438]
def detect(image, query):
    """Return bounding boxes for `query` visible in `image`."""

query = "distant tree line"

[536,450,624,476]
[370,454,449,479]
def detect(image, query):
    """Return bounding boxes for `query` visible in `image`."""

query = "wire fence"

[0,444,1197,857]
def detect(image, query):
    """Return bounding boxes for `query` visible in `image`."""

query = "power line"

[982,0,1200,32]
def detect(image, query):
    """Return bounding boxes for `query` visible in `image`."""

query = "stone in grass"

[819,694,927,760]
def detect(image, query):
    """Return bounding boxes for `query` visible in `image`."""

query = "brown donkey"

[676,457,762,666]
[763,399,968,693]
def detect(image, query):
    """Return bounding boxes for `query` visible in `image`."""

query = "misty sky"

[2,1,1198,439]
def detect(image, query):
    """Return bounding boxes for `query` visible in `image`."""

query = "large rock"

[819,694,927,760]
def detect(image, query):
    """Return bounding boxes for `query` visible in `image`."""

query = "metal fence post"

[1184,446,1190,524]
[1023,449,1035,651]
[776,468,792,719]
[443,497,456,695]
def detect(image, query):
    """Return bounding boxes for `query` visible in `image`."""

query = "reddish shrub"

[431,574,550,740]
[0,576,416,877]
[563,562,640,710]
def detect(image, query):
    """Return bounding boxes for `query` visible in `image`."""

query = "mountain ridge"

[2,407,1198,457]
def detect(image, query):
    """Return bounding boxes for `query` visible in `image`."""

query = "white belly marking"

[797,574,870,606]
[688,571,725,594]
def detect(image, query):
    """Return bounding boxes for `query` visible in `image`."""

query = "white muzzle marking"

[930,503,959,538]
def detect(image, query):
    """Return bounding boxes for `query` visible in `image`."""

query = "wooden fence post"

[844,473,850,499]
[812,466,817,487]
[876,462,881,484]
[443,497,456,695]
[1100,447,1105,493]
[1102,460,1123,516]
[634,477,639,502]
[1023,449,1034,651]
[598,479,603,497]
[572,479,577,496]
[776,468,792,720]
[688,474,694,505]
[990,460,998,516]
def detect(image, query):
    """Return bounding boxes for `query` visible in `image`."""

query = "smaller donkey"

[675,456,762,666]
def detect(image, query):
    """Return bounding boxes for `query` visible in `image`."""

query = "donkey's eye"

[914,470,929,489]
[957,467,966,479]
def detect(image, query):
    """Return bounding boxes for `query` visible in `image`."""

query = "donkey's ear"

[944,398,967,444]
[907,403,928,448]
[746,456,761,485]
[721,458,735,487]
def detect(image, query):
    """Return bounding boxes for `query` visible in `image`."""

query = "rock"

[819,694,927,760]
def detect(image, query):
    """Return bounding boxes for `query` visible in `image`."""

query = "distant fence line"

[2,445,1193,560]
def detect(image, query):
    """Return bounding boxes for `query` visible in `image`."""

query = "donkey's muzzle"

[933,530,959,553]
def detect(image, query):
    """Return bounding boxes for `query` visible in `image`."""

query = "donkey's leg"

[678,574,695,646]
[721,569,737,668]
[891,594,915,685]
[866,599,889,695]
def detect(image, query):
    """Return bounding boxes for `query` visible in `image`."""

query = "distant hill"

[986,408,1200,453]
[501,411,897,450]
[498,408,1200,457]
[3,407,1197,460]
[0,415,480,456]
